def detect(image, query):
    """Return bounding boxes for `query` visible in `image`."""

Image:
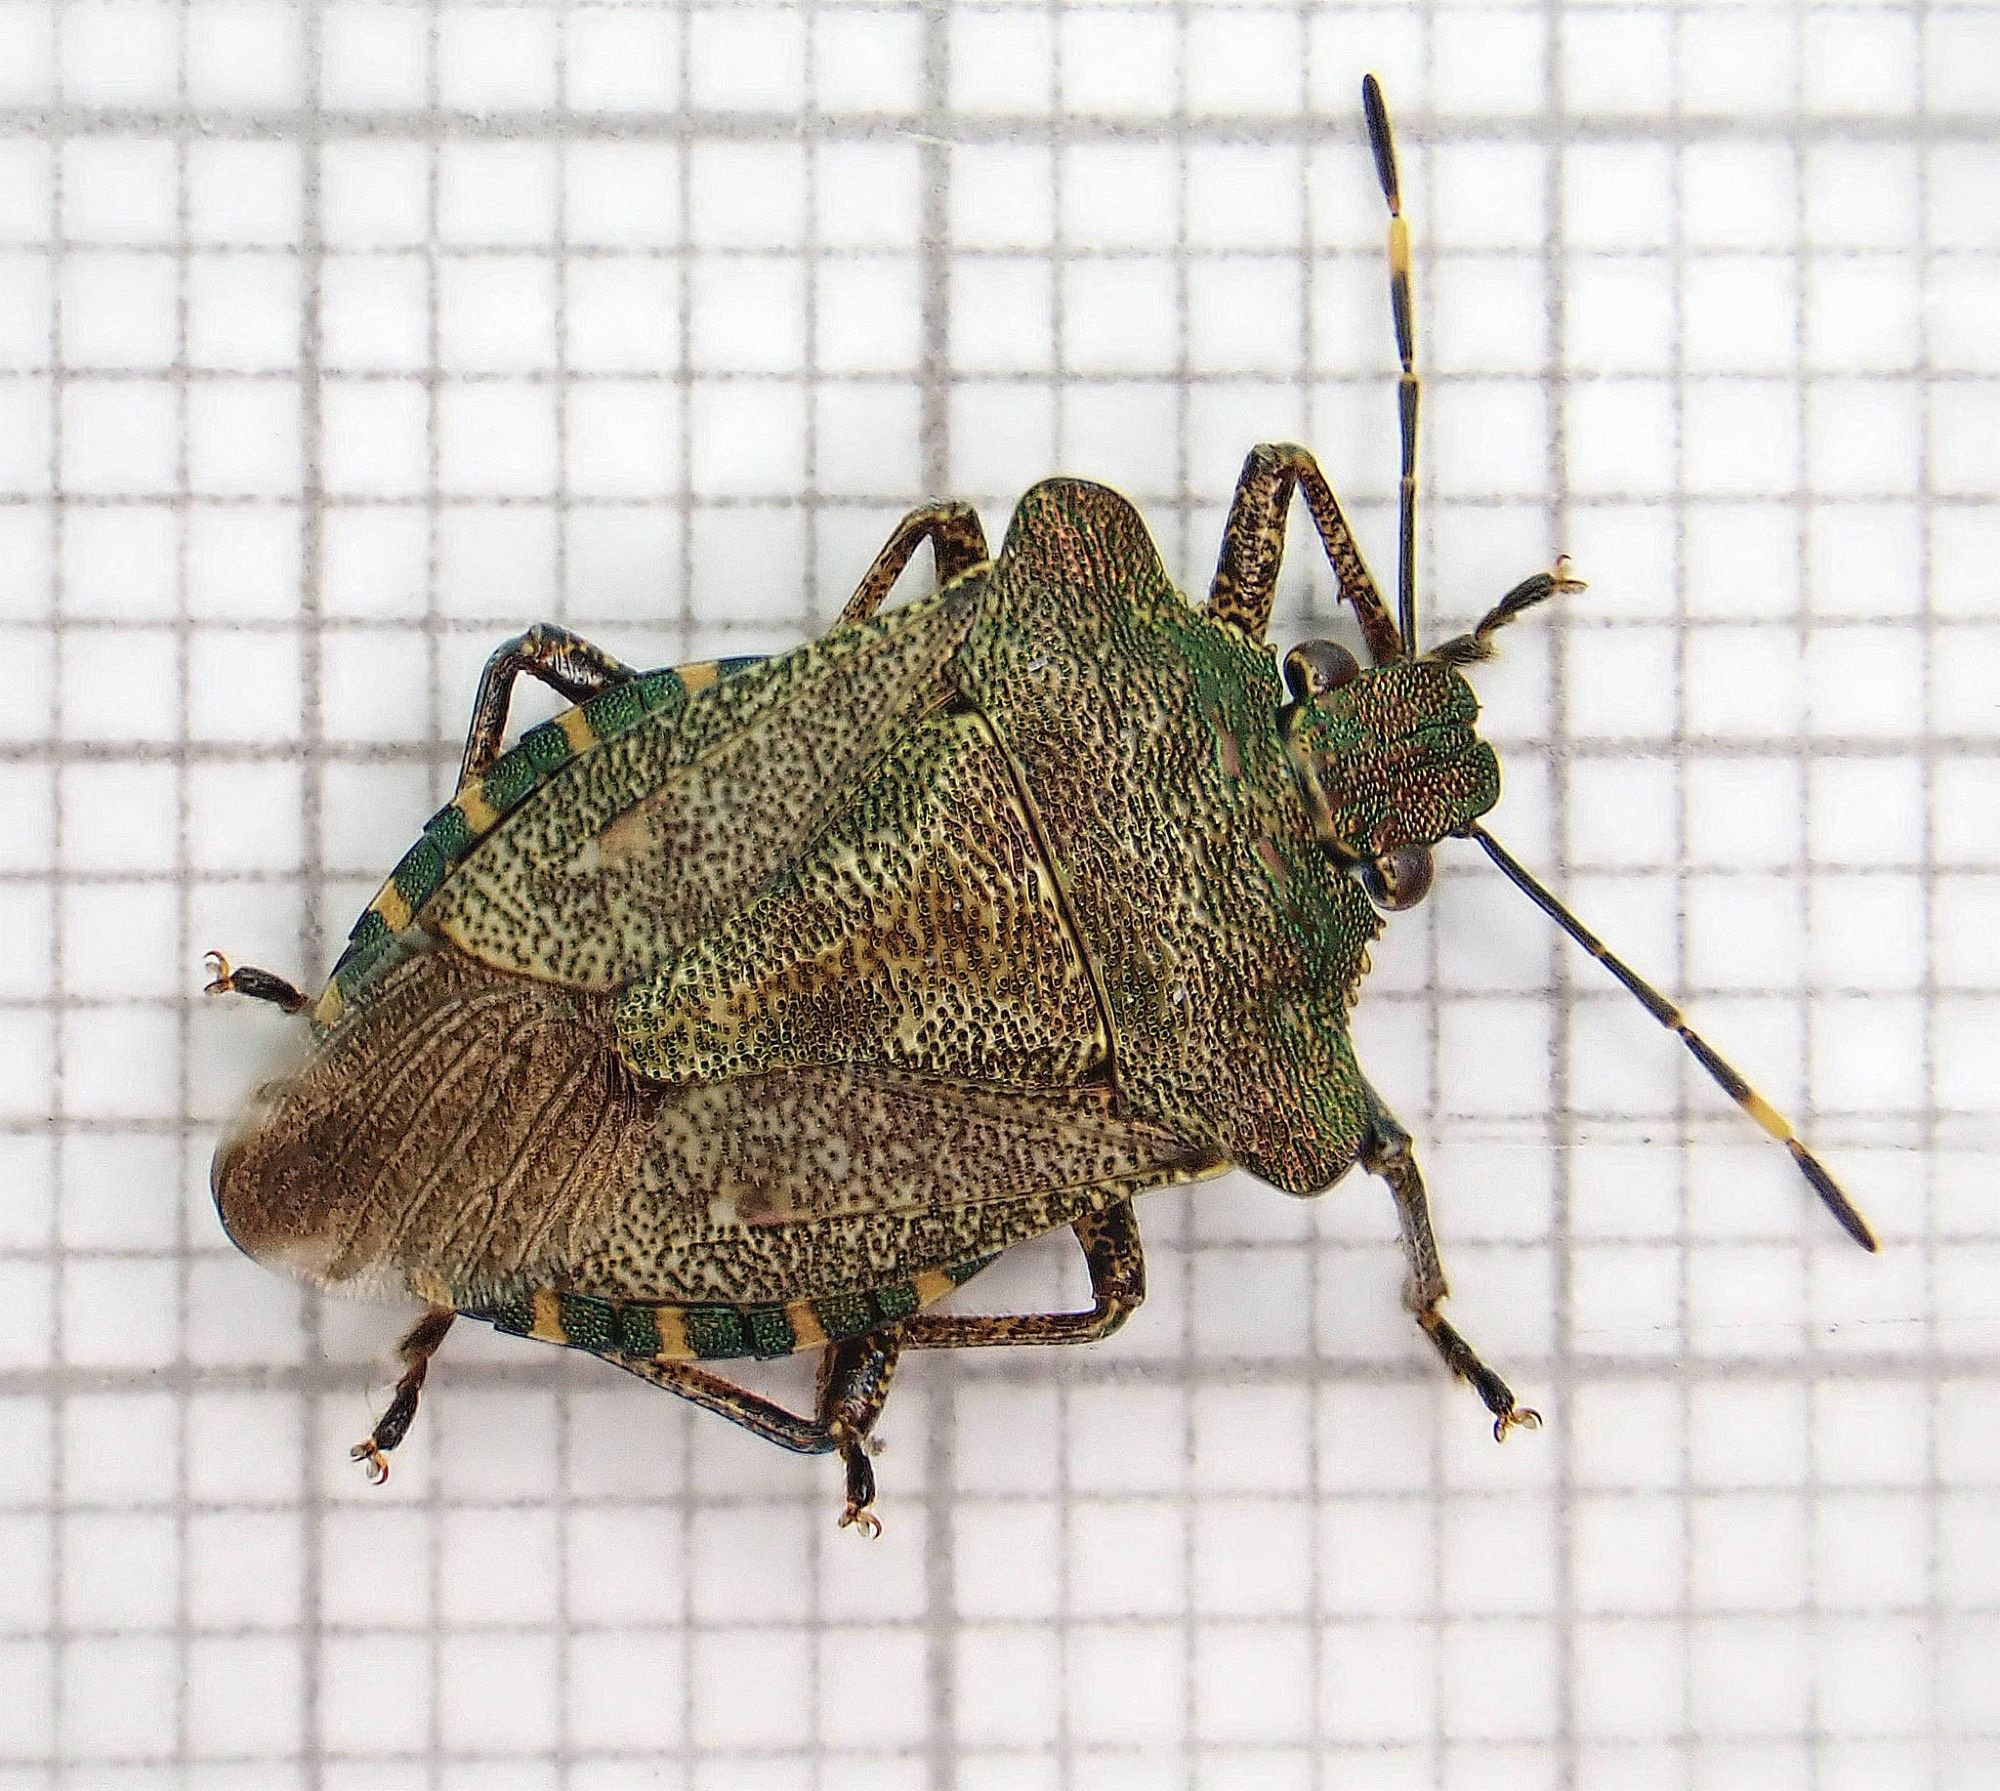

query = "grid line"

[4,2,1994,1788]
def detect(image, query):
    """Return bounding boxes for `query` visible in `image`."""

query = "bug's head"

[1277,642,1499,911]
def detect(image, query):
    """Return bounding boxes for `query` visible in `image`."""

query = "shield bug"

[209,76,1875,1533]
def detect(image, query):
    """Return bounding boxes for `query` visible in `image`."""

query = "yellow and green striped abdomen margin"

[464,1257,993,1364]
[314,655,766,1029]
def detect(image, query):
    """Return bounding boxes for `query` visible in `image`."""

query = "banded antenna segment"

[1362,73,1421,659]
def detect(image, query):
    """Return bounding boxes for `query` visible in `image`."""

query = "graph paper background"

[2,0,1997,1786]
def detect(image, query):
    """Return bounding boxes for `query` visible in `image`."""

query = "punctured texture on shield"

[616,707,1107,1090]
[572,1065,1214,1303]
[218,487,1382,1316]
[1290,659,1502,859]
[424,584,980,990]
[960,478,1380,1193]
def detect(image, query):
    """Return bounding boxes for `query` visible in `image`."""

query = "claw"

[838,1502,882,1539]
[200,954,308,1014]
[350,1439,391,1486]
[1550,553,1587,594]
[834,1430,880,1535]
[1493,1405,1544,1443]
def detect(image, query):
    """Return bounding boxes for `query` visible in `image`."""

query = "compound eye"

[1283,639,1361,701]
[1360,844,1435,911]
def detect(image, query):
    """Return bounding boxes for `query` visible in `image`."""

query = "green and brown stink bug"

[208,77,1875,1534]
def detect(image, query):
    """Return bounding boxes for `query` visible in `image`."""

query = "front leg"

[1207,442,1402,661]
[902,1202,1144,1350]
[1430,561,1586,667]
[1360,1100,1541,1441]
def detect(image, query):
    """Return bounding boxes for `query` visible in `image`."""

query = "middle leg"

[837,501,989,627]
[901,1201,1145,1351]
[1360,1102,1541,1441]
[458,624,638,788]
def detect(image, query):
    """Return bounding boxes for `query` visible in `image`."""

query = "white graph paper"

[2,2,1996,1787]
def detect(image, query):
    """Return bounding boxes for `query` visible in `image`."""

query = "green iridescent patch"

[683,1306,746,1360]
[745,1306,795,1358]
[489,1293,536,1337]
[872,1281,920,1322]
[614,1303,662,1359]
[391,837,444,911]
[332,940,388,997]
[814,1291,873,1341]
[522,720,572,773]
[558,1293,616,1352]
[636,669,683,714]
[424,802,473,860]
[481,745,537,812]
[346,906,391,952]
[330,906,394,987]
[583,682,644,738]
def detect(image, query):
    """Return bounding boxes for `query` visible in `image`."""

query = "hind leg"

[350,1307,457,1483]
[901,1202,1145,1350]
[613,1329,901,1533]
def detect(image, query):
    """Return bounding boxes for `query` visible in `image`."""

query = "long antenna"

[1362,73,1419,658]
[1469,825,1879,1253]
